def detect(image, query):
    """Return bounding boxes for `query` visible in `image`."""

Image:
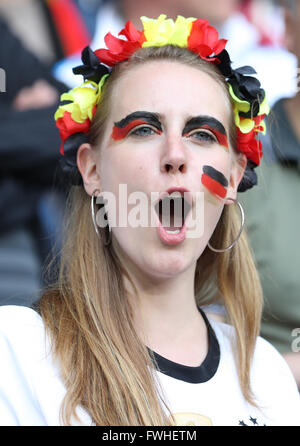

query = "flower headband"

[55,14,270,191]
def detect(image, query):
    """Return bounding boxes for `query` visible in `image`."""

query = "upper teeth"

[169,191,182,198]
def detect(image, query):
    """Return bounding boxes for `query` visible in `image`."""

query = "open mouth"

[154,192,192,234]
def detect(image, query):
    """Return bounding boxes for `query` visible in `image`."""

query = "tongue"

[161,212,183,230]
[161,201,184,228]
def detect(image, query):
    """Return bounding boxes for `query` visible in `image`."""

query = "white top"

[0,305,299,426]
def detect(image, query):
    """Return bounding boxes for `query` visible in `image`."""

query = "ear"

[77,143,102,196]
[226,153,247,202]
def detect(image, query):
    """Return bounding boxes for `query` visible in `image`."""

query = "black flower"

[238,160,258,192]
[216,50,265,117]
[73,46,110,83]
[229,67,265,117]
[59,133,87,186]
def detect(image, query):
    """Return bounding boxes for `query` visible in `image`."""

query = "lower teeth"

[165,229,180,234]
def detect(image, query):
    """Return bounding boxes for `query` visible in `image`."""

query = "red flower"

[95,21,145,67]
[56,107,96,155]
[188,19,227,62]
[236,116,266,165]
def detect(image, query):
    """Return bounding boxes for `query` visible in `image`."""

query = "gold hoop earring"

[208,198,245,253]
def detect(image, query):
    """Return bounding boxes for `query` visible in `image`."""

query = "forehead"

[109,60,230,126]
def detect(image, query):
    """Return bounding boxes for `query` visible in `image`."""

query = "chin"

[141,246,197,281]
[113,229,200,281]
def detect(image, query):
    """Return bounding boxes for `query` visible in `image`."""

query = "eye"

[129,124,160,137]
[185,129,217,143]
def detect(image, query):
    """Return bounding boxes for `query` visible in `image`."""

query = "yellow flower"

[228,84,270,133]
[55,75,109,123]
[238,117,255,134]
[141,14,195,48]
[228,84,250,129]
[258,95,270,117]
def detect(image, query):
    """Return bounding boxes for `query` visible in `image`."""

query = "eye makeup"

[111,111,162,141]
[182,116,229,149]
[201,165,228,199]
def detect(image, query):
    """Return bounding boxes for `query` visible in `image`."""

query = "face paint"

[201,165,228,199]
[111,111,162,141]
[112,119,149,140]
[182,116,229,149]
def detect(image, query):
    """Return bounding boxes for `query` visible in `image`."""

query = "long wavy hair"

[39,45,263,425]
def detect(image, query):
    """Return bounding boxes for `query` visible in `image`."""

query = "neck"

[119,248,208,367]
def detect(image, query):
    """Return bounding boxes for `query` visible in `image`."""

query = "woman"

[0,15,299,426]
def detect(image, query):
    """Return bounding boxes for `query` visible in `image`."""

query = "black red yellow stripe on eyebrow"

[111,111,163,140]
[182,116,229,149]
[111,119,149,140]
[201,165,228,199]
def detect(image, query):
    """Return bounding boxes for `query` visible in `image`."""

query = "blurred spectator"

[0,0,98,307]
[53,0,296,106]
[0,0,92,64]
[219,0,297,104]
[0,17,68,306]
[241,0,286,46]
[55,0,244,86]
[240,0,300,389]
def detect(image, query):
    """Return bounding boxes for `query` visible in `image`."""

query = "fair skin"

[77,61,246,367]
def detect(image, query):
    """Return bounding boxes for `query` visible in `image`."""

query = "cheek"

[99,146,135,188]
[100,140,157,192]
[98,149,154,230]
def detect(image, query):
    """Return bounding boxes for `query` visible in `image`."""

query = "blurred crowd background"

[0,0,299,387]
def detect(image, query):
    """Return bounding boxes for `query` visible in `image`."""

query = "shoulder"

[0,305,49,378]
[250,335,300,425]
[0,306,54,425]
[0,305,92,426]
[208,317,300,425]
[250,334,299,391]
[0,305,55,383]
[0,304,42,324]
[208,316,296,382]
[0,304,45,346]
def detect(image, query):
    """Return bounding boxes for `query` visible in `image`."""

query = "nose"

[160,134,187,174]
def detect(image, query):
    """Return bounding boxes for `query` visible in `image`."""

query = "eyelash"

[184,129,218,143]
[128,124,160,137]
[127,125,218,144]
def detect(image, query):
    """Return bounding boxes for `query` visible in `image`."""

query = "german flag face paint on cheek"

[201,165,228,199]
[111,111,163,141]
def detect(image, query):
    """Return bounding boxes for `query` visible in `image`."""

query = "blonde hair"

[39,45,263,425]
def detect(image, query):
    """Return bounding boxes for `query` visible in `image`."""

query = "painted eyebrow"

[114,111,162,130]
[182,116,227,137]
